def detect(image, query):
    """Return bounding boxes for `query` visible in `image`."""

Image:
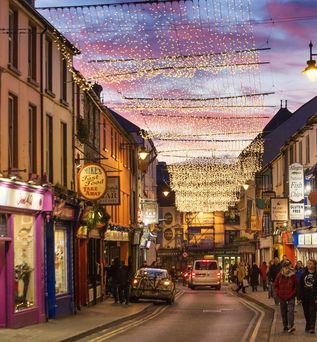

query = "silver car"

[130,268,176,304]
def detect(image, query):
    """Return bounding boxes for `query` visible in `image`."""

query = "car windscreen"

[136,269,168,279]
[194,261,217,270]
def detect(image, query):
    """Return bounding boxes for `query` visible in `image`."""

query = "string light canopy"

[39,0,273,213]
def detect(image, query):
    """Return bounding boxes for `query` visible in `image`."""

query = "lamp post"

[303,41,317,81]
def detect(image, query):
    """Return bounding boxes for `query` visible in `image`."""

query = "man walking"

[297,259,317,334]
[274,261,296,333]
[268,257,281,305]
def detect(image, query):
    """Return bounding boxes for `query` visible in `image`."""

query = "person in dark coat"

[250,263,260,292]
[117,260,133,304]
[297,259,317,334]
[260,261,268,291]
[108,257,120,303]
[268,257,281,305]
[274,261,297,333]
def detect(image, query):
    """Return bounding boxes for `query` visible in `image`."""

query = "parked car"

[130,268,176,304]
[181,266,192,285]
[188,259,221,290]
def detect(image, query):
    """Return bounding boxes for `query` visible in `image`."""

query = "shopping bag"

[243,279,249,287]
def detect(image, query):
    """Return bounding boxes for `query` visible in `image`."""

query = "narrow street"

[78,286,273,342]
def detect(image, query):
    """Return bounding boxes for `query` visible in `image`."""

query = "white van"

[188,259,221,290]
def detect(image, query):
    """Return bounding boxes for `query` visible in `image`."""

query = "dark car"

[130,268,176,304]
[181,266,192,286]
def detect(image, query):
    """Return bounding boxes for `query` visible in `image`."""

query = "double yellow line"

[89,291,184,342]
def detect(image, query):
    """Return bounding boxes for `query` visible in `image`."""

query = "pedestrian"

[250,263,260,292]
[268,257,281,305]
[297,259,317,334]
[281,254,290,267]
[260,261,268,291]
[109,257,120,303]
[236,262,247,293]
[232,261,238,285]
[294,260,305,298]
[274,261,296,333]
[117,260,133,305]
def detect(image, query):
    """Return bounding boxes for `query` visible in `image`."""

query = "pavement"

[238,285,317,341]
[0,297,153,342]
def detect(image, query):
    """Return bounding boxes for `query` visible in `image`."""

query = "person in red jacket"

[274,261,297,333]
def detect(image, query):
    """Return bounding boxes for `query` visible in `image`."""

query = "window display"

[14,215,35,312]
[55,228,68,294]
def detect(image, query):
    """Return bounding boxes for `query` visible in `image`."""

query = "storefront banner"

[78,164,107,201]
[271,198,288,221]
[99,176,120,205]
[297,233,317,247]
[289,203,305,220]
[262,191,276,214]
[174,227,184,248]
[141,200,158,225]
[289,163,304,202]
[0,186,44,211]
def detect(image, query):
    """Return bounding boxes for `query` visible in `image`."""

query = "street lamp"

[163,190,170,197]
[138,147,149,160]
[303,41,317,81]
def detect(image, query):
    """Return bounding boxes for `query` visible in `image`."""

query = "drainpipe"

[40,27,47,180]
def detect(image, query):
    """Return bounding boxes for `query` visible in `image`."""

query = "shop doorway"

[0,240,9,328]
[217,256,240,283]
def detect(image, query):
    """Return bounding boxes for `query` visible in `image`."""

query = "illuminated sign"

[78,164,107,201]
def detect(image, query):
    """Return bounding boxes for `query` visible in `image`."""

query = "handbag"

[243,278,249,287]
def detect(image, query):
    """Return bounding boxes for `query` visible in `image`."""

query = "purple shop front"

[0,180,52,328]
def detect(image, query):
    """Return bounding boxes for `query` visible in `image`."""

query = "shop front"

[259,236,273,264]
[294,231,317,265]
[104,226,130,265]
[0,180,52,328]
[46,197,77,319]
[215,248,240,283]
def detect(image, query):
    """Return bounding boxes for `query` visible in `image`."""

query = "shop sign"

[77,225,88,238]
[141,200,158,225]
[99,176,120,205]
[271,198,288,221]
[78,164,107,201]
[104,230,129,242]
[0,185,44,211]
[289,163,304,202]
[289,203,305,220]
[53,199,75,221]
[298,233,317,246]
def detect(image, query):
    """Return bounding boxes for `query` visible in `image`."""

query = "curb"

[61,290,184,342]
[60,303,154,342]
[241,293,277,341]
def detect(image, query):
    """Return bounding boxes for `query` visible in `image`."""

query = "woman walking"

[274,261,296,333]
[260,261,268,291]
[250,263,260,292]
[236,262,247,293]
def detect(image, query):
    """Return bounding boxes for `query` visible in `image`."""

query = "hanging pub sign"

[271,198,288,221]
[78,163,107,201]
[141,200,158,225]
[289,163,304,220]
[262,191,276,214]
[99,176,121,205]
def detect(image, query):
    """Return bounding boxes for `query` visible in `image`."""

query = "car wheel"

[167,296,175,305]
[215,285,221,290]
[191,285,195,290]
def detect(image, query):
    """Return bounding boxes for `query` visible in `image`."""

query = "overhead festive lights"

[39,0,272,213]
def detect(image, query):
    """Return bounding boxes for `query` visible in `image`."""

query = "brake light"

[184,272,188,277]
[133,279,138,284]
[191,272,196,278]
[217,272,221,278]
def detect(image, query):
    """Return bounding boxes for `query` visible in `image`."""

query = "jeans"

[272,285,280,305]
[302,297,317,331]
[236,282,246,293]
[262,280,267,291]
[280,298,295,329]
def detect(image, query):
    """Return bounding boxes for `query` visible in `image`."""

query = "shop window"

[13,215,35,312]
[0,214,8,237]
[88,238,101,286]
[45,39,53,92]
[8,8,18,68]
[28,24,37,81]
[54,228,68,295]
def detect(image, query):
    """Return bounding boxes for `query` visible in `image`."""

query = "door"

[0,240,9,328]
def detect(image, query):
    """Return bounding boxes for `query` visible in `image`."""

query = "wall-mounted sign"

[142,200,158,225]
[99,176,120,205]
[78,164,107,201]
[104,230,129,242]
[271,198,288,221]
[289,163,304,202]
[164,212,173,225]
[289,203,305,220]
[0,185,45,211]
[298,233,317,246]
